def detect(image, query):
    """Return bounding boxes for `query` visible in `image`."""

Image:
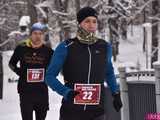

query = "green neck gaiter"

[76,27,98,45]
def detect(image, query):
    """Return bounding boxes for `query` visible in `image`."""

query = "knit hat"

[30,22,46,33]
[77,7,98,24]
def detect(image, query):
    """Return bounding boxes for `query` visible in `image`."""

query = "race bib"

[74,84,101,105]
[27,68,44,83]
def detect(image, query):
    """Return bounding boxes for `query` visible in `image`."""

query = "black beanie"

[77,7,98,24]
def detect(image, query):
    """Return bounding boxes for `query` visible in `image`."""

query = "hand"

[112,92,123,112]
[15,68,21,76]
[67,90,80,101]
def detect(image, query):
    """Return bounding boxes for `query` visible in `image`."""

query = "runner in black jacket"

[45,7,122,120]
[9,22,53,120]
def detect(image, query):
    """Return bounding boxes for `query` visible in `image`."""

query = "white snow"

[19,16,30,26]
[114,25,146,72]
[142,23,152,28]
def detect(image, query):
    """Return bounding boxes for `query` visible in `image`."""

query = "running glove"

[112,92,123,112]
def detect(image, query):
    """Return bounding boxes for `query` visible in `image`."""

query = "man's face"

[80,16,97,33]
[31,30,44,45]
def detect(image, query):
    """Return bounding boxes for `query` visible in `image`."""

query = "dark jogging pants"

[19,93,49,120]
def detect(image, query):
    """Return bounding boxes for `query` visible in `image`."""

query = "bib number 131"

[27,68,44,83]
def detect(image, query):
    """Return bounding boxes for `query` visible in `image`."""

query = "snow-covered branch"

[36,1,68,17]
[0,18,6,25]
[0,3,9,10]
[62,19,77,26]
[104,6,128,18]
[116,1,131,15]
[10,1,27,5]
[132,0,155,19]
[0,39,13,47]
[35,4,48,18]
[148,16,160,21]
[93,0,104,9]
[49,8,69,16]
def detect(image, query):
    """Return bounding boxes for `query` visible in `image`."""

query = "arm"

[45,41,72,100]
[105,43,122,112]
[105,43,119,94]
[8,46,21,76]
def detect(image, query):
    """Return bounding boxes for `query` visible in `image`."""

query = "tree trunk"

[151,0,159,68]
[75,0,80,11]
[0,35,3,99]
[27,0,38,26]
[54,0,65,41]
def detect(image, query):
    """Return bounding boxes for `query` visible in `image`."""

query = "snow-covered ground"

[114,25,146,72]
[0,25,148,120]
[0,83,62,120]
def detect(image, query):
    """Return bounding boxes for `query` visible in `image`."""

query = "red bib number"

[27,68,44,83]
[74,84,101,105]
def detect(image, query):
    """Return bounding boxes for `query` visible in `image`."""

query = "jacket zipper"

[84,46,92,111]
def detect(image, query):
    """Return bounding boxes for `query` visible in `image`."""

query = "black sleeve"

[8,46,21,76]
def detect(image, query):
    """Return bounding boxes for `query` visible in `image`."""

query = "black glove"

[112,92,123,112]
[14,68,21,76]
[9,64,21,76]
[67,90,80,101]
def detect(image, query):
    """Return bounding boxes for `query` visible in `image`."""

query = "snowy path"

[0,77,62,120]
